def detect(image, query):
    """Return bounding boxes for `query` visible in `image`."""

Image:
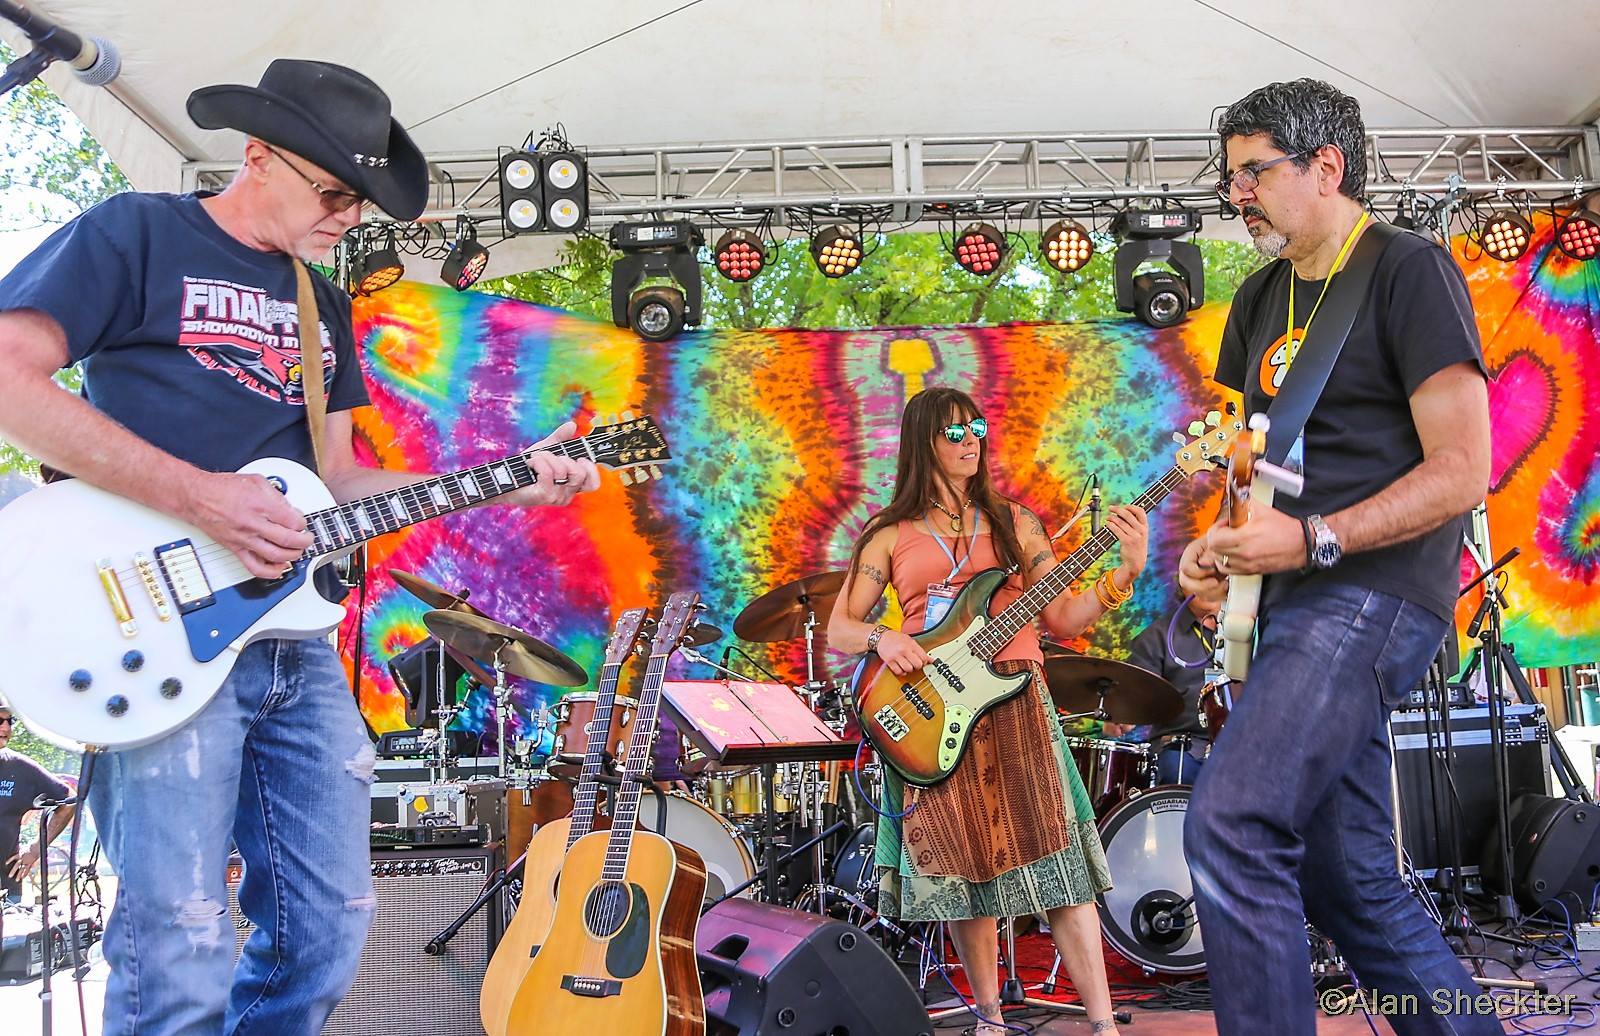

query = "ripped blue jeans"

[89,638,376,1036]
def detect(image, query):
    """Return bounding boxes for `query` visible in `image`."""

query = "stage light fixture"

[712,229,766,283]
[354,230,405,295]
[440,221,490,291]
[810,225,863,278]
[1556,210,1600,261]
[609,219,704,342]
[1040,220,1095,273]
[498,148,590,235]
[954,223,1006,275]
[1110,208,1205,329]
[1480,211,1533,262]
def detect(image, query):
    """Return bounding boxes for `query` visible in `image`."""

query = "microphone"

[0,1,121,85]
[1089,475,1103,535]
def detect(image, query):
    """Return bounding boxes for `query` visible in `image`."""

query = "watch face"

[1315,542,1342,568]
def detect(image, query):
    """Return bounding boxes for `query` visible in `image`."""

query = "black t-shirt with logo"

[0,192,369,476]
[0,749,70,896]
[1214,229,1486,622]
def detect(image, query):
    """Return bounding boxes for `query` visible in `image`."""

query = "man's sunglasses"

[263,144,365,214]
[0,716,16,727]
[942,418,988,444]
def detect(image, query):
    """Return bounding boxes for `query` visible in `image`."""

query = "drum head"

[1096,787,1206,975]
[637,793,755,903]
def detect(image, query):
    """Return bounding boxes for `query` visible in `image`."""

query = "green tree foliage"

[0,41,130,228]
[486,229,1263,327]
[5,722,78,775]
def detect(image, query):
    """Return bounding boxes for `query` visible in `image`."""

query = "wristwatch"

[1305,514,1342,570]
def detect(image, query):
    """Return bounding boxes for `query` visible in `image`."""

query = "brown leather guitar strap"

[292,261,327,472]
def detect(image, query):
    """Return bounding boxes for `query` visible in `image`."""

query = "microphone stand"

[32,793,76,1036]
[0,45,52,96]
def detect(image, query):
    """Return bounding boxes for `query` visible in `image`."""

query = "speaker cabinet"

[1481,794,1600,911]
[227,846,498,1035]
[696,898,931,1036]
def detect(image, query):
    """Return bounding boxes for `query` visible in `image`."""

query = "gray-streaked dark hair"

[1218,79,1367,201]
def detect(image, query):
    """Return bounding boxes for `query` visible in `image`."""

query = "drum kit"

[378,566,1223,977]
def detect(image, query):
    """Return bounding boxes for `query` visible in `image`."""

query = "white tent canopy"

[9,0,1600,194]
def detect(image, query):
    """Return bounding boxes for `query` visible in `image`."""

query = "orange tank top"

[890,505,1043,666]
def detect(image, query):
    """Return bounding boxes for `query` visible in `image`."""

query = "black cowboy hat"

[187,59,428,220]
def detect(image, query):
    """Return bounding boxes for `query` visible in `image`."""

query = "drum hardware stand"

[424,773,670,956]
[928,917,1131,1028]
[703,818,850,911]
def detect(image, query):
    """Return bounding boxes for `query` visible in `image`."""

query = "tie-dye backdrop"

[346,221,1598,740]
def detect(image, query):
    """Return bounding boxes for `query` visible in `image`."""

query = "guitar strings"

[104,429,651,585]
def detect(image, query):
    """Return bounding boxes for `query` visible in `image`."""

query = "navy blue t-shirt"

[0,192,368,475]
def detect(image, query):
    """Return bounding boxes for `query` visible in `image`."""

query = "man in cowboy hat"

[0,60,598,1033]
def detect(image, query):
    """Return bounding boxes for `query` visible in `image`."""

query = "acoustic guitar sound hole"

[583,880,632,939]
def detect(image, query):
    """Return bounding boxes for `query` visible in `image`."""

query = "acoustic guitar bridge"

[560,975,622,998]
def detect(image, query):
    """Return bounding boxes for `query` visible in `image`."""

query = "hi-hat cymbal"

[683,620,724,648]
[422,610,588,687]
[389,569,498,685]
[733,571,847,642]
[1043,655,1184,726]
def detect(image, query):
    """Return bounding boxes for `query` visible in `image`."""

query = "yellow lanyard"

[1284,211,1371,371]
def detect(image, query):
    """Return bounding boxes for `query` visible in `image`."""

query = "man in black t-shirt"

[1114,593,1216,784]
[1178,80,1496,1036]
[0,62,599,1035]
[0,698,73,904]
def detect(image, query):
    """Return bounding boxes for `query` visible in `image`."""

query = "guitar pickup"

[874,705,910,742]
[560,975,621,998]
[154,540,215,614]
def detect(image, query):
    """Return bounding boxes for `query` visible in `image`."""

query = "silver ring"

[1218,554,1229,570]
[553,477,570,486]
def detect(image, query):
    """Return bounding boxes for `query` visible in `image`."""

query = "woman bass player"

[829,387,1147,1036]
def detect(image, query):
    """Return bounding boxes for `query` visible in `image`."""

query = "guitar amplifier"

[1390,704,1550,878]
[227,846,500,1035]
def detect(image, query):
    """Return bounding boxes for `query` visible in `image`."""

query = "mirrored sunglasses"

[942,418,988,444]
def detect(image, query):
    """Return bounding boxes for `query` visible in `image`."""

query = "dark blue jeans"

[1184,584,1499,1035]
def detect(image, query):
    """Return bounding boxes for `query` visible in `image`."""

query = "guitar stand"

[424,777,670,955]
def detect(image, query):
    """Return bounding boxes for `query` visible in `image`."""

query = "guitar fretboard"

[601,647,671,881]
[299,438,595,558]
[968,466,1189,659]
[567,659,624,850]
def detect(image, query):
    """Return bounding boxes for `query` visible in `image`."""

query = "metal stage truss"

[182,126,1600,233]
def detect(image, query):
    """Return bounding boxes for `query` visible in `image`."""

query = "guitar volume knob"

[68,669,92,691]
[122,650,145,672]
[160,678,183,699]
[106,695,129,717]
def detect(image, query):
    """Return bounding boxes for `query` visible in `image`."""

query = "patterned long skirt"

[873,660,1112,921]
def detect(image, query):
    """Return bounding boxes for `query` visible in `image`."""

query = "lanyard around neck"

[1284,211,1371,373]
[922,508,982,581]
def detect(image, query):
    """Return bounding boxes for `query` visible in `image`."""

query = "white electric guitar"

[1216,412,1304,679]
[0,415,670,750]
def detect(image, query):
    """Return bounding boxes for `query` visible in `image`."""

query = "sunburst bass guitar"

[480,606,650,1036]
[0,415,670,749]
[853,415,1240,787]
[506,591,707,1036]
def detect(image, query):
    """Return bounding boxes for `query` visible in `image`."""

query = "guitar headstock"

[1171,405,1245,476]
[648,591,701,659]
[550,411,671,486]
[603,608,649,667]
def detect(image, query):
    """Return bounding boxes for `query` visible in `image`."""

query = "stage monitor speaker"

[226,846,498,1035]
[1390,703,1550,878]
[696,898,932,1036]
[1481,794,1600,911]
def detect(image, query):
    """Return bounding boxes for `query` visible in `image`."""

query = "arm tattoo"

[1025,510,1046,537]
[860,561,889,587]
[1028,550,1052,571]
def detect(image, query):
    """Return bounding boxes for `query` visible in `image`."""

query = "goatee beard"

[1244,205,1287,258]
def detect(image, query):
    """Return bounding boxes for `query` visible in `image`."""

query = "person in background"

[0,696,75,905]
[1105,591,1219,784]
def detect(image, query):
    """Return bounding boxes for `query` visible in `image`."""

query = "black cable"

[66,751,94,1032]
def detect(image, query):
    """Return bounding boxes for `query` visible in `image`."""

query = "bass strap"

[292,260,328,472]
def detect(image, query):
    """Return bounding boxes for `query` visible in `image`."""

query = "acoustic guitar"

[506,591,707,1035]
[480,607,649,1036]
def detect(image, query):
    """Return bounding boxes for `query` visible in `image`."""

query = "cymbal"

[389,569,497,686]
[422,610,588,687]
[1043,655,1184,726]
[683,620,723,648]
[733,571,847,642]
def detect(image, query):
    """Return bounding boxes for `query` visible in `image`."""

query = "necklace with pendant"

[929,497,969,533]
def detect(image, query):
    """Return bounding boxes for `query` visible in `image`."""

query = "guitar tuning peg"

[648,464,662,480]
[635,467,653,483]
[620,409,635,422]
[1206,411,1221,427]
[618,469,634,487]
[1187,421,1206,437]
[1172,432,1187,445]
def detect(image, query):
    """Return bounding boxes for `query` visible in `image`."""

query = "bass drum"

[637,791,756,903]
[1096,786,1206,975]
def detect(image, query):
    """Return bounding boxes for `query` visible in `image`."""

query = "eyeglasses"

[1214,148,1319,201]
[0,716,15,727]
[941,418,988,444]
[263,144,365,214]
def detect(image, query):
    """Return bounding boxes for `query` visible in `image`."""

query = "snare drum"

[548,692,637,777]
[1064,736,1153,816]
[637,792,756,903]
